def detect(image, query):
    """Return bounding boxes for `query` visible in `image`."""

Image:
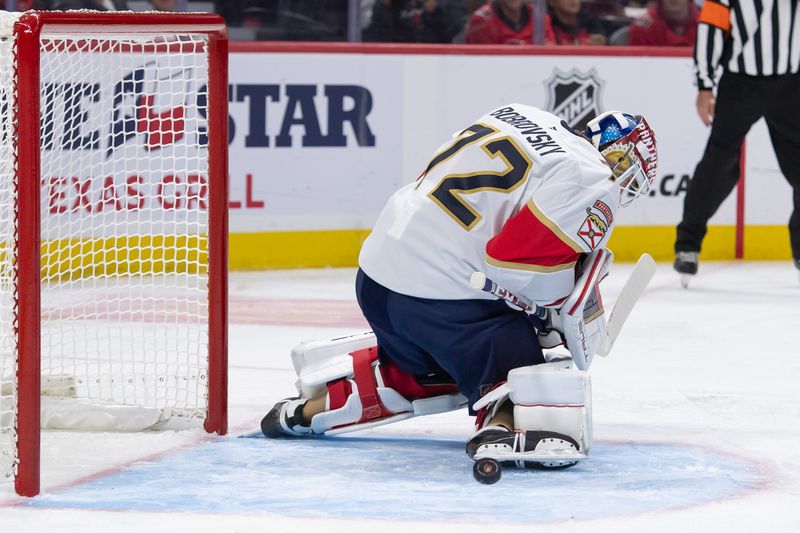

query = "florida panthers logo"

[577,205,610,250]
[544,69,605,131]
[108,62,194,157]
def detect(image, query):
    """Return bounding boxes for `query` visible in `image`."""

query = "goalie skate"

[261,398,312,438]
[467,426,586,484]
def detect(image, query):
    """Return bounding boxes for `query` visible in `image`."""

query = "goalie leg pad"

[291,331,378,398]
[297,343,466,435]
[508,363,592,455]
[468,361,590,466]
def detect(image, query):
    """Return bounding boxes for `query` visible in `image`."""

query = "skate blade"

[680,273,693,289]
[473,449,587,463]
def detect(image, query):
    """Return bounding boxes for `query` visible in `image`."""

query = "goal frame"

[11,11,229,497]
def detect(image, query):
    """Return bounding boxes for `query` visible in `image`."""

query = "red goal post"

[0,11,228,497]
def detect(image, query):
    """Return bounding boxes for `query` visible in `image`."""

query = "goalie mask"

[584,112,658,207]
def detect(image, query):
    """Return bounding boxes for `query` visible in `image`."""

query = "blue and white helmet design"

[584,111,658,207]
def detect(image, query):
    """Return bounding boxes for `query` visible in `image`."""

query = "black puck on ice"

[473,458,502,485]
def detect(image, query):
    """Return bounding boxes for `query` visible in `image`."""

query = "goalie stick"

[596,253,655,356]
[469,253,656,358]
[470,272,536,313]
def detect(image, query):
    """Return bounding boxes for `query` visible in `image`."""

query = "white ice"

[1,261,799,532]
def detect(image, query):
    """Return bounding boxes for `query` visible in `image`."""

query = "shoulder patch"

[577,200,613,249]
[592,199,613,226]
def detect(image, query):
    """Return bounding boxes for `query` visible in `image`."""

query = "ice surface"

[1,262,799,533]
[23,435,760,522]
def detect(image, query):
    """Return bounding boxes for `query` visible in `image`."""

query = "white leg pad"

[291,331,376,374]
[507,363,592,454]
[311,381,416,435]
[290,331,377,398]
[289,336,467,436]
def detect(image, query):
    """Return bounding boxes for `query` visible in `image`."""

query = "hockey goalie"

[261,105,658,479]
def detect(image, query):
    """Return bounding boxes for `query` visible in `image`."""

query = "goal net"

[0,11,228,497]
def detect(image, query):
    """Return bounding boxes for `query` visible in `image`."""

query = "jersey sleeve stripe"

[485,198,584,272]
[699,0,731,31]
[485,255,578,273]
[525,199,584,254]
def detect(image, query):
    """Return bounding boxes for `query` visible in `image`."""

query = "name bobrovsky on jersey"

[490,107,566,156]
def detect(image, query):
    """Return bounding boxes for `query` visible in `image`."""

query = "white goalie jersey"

[359,104,619,308]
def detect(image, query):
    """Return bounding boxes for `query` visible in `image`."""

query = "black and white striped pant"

[676,71,800,259]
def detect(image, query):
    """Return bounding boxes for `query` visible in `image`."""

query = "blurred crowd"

[9,0,700,45]
[359,0,699,45]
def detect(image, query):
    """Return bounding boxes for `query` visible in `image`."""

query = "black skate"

[467,426,584,485]
[674,251,699,289]
[466,426,515,459]
[261,398,312,438]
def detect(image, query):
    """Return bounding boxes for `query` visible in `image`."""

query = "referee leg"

[764,74,800,260]
[676,73,767,252]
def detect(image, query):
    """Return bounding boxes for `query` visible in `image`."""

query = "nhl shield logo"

[544,69,605,131]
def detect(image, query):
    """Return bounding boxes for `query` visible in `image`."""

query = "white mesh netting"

[37,32,212,413]
[1,15,215,483]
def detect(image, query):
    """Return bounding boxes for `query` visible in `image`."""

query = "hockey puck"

[473,458,502,485]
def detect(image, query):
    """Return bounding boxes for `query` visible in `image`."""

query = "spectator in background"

[33,0,127,8]
[466,0,554,44]
[547,0,606,45]
[213,0,279,28]
[213,0,244,26]
[627,0,697,46]
[363,0,466,43]
[585,0,624,18]
[148,0,177,10]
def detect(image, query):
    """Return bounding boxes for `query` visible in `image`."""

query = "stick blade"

[598,253,656,357]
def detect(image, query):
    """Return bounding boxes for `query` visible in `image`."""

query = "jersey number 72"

[421,123,532,231]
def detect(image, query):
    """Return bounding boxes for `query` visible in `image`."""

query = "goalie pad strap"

[380,363,459,399]
[302,338,466,435]
[350,347,394,422]
[329,348,461,419]
[473,381,511,430]
[327,379,352,411]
